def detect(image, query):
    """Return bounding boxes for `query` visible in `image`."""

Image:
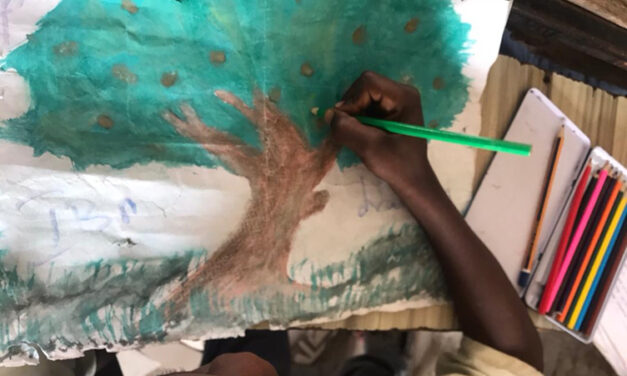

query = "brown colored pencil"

[582,211,627,336]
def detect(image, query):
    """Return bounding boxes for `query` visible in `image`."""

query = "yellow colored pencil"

[567,195,627,328]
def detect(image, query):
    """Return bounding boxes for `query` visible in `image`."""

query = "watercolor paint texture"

[0,0,510,365]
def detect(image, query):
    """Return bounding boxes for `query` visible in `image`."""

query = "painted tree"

[1,0,471,317]
[162,92,337,312]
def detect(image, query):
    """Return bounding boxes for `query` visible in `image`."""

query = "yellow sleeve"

[436,337,543,376]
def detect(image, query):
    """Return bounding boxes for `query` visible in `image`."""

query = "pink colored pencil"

[538,163,591,314]
[540,167,608,311]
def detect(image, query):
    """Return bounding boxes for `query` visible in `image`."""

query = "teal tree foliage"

[0,0,470,170]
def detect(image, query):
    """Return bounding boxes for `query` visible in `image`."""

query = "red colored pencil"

[538,163,591,314]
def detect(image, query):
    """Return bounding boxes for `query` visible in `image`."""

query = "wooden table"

[311,55,627,331]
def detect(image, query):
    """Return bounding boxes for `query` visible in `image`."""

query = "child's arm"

[326,71,543,371]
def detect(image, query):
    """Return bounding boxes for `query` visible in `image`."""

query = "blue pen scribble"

[66,199,112,231]
[119,198,137,224]
[358,176,402,217]
[16,190,61,211]
[49,209,60,247]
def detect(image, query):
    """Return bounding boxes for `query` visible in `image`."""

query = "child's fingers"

[327,110,384,157]
[337,71,401,116]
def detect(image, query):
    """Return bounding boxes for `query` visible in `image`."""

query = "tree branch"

[214,90,259,126]
[215,90,309,153]
[301,190,330,219]
[163,104,261,178]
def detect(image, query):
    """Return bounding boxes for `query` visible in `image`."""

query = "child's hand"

[327,72,545,371]
[325,71,435,194]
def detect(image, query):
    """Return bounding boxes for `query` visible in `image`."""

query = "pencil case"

[524,147,627,343]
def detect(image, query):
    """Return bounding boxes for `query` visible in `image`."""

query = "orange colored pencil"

[556,173,622,322]
[518,126,565,287]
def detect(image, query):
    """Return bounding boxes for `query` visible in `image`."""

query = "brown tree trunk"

[163,90,337,316]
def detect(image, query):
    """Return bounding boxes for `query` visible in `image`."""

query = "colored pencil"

[564,190,625,324]
[569,174,599,247]
[538,163,592,314]
[357,116,532,155]
[573,196,627,329]
[553,174,615,314]
[574,202,627,330]
[549,172,601,314]
[562,173,599,271]
[541,167,609,310]
[582,221,627,336]
[518,126,565,287]
[568,195,627,329]
[313,109,532,155]
[549,173,600,315]
[556,177,621,321]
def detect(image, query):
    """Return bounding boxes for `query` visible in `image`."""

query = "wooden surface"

[567,0,627,29]
[307,55,627,331]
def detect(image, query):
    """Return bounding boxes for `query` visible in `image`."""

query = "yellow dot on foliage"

[111,64,138,84]
[401,74,413,84]
[53,41,78,56]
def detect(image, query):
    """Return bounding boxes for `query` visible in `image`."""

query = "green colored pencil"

[314,108,531,156]
[355,116,531,156]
